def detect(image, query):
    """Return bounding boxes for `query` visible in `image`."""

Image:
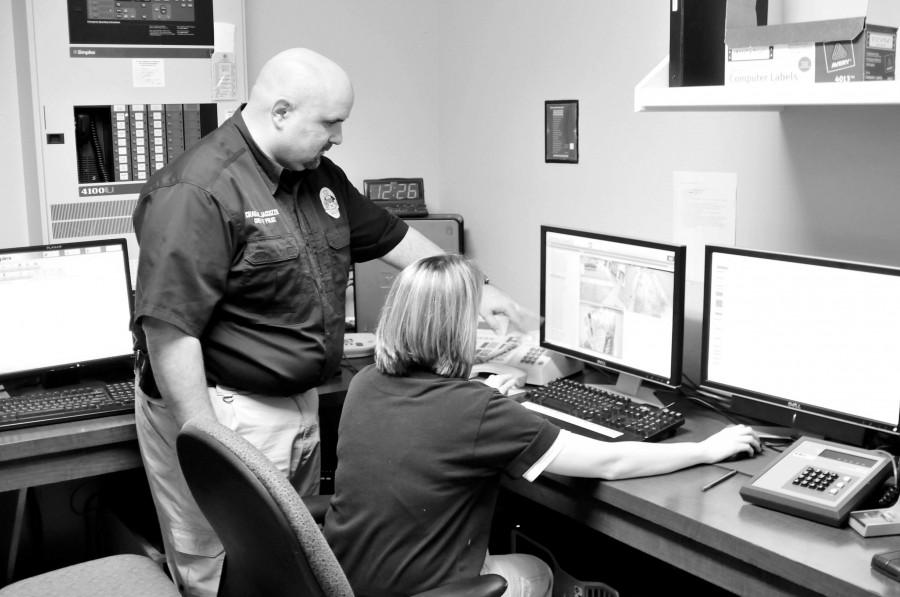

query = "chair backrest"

[176,418,354,597]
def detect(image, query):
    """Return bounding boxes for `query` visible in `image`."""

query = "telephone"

[471,329,582,386]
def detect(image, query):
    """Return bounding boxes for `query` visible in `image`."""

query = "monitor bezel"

[700,244,900,438]
[0,238,135,384]
[539,225,686,390]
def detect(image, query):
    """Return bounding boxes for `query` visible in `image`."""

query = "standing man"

[132,47,525,597]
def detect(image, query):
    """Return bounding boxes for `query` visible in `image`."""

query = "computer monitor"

[0,239,134,386]
[540,226,686,404]
[700,245,900,446]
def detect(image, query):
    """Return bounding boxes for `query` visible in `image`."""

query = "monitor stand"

[591,371,665,408]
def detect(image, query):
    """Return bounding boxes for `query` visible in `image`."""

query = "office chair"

[177,417,509,597]
[0,553,179,597]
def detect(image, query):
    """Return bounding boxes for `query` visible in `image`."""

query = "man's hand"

[480,284,541,336]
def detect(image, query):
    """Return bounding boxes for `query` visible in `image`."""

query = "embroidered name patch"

[245,209,280,225]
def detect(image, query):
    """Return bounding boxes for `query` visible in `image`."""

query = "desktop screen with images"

[701,245,900,445]
[0,238,134,385]
[539,225,686,400]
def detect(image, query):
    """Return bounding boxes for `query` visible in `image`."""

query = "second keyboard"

[0,380,135,432]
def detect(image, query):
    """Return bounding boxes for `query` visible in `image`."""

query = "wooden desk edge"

[0,414,138,462]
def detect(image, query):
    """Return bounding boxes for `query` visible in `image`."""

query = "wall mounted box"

[724,0,896,85]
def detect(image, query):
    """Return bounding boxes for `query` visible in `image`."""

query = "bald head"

[243,48,354,171]
[249,48,351,109]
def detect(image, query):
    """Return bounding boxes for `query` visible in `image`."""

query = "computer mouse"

[724,446,760,462]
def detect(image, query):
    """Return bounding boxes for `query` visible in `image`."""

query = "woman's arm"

[543,424,760,480]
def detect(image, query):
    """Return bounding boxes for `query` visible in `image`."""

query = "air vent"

[50,199,137,239]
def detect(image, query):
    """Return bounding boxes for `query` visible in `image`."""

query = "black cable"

[681,372,701,391]
[672,379,735,418]
[89,119,112,182]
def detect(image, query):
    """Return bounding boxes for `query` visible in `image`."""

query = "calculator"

[740,436,892,527]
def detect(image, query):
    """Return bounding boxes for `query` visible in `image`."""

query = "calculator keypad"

[792,467,849,496]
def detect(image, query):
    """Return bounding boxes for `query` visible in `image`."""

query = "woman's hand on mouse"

[700,424,761,463]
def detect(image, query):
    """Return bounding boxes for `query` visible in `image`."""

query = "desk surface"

[502,398,900,597]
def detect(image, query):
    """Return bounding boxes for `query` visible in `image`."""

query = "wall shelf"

[635,57,900,112]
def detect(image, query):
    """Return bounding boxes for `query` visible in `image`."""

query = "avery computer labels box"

[724,0,897,85]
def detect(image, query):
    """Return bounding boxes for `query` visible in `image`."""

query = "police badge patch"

[320,187,340,219]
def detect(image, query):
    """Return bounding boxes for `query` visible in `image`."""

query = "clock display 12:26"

[362,178,424,202]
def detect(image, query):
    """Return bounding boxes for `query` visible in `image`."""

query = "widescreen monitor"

[540,226,686,404]
[0,239,134,385]
[701,245,900,444]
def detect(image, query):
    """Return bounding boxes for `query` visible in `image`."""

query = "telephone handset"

[472,329,582,386]
[469,361,529,385]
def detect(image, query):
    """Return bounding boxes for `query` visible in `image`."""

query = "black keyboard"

[521,378,685,442]
[0,380,135,431]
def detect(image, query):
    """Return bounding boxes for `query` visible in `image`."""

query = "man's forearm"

[143,317,215,429]
[379,227,444,270]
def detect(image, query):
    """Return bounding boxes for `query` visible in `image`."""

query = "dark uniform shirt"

[323,365,561,594]
[133,108,407,395]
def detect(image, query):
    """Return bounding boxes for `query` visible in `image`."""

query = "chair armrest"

[301,494,331,523]
[411,574,508,597]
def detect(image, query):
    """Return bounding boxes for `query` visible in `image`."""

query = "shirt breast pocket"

[236,236,306,318]
[325,226,351,273]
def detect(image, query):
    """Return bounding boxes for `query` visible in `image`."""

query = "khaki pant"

[135,383,321,597]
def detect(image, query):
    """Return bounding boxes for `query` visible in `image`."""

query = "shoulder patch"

[320,187,340,219]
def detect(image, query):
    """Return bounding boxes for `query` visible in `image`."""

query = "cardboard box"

[817,24,896,82]
[724,0,897,85]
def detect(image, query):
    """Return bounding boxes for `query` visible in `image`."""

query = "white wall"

[245,0,442,196]
[434,1,900,379]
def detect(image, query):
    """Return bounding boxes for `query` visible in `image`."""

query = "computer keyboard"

[521,378,685,442]
[0,380,135,431]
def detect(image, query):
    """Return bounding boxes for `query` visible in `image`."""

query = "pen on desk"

[701,469,738,492]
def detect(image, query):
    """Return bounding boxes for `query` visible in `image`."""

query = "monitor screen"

[701,246,900,441]
[540,226,686,402]
[0,239,134,383]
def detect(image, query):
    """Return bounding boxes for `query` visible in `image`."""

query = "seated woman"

[323,254,759,597]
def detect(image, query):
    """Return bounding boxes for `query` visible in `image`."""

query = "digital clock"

[362,177,428,217]
[363,178,425,202]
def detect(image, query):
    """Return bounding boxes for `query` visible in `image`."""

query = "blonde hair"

[375,254,483,378]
